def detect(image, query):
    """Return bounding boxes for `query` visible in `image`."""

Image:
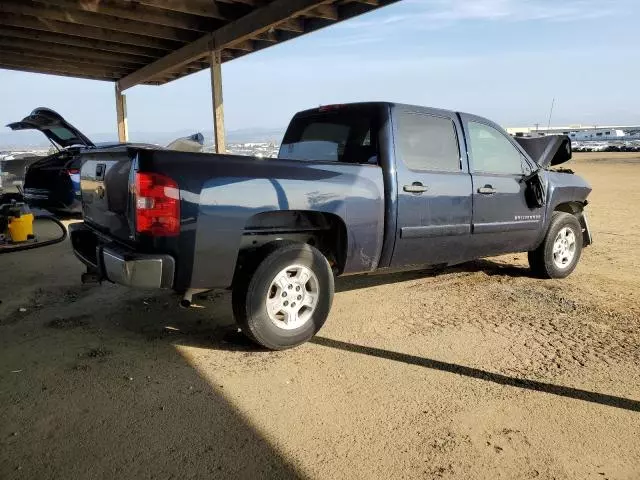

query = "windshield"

[279,110,378,164]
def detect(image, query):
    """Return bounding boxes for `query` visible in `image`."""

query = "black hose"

[0,215,68,254]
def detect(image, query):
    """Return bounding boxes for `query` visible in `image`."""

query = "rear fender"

[237,210,349,275]
[186,163,384,290]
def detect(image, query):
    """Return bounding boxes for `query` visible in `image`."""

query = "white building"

[507,125,637,140]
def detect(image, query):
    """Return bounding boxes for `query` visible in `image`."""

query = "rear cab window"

[279,107,379,165]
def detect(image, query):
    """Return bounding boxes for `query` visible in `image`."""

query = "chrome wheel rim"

[266,264,320,330]
[552,227,577,269]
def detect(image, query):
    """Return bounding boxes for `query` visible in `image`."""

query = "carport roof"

[0,0,398,91]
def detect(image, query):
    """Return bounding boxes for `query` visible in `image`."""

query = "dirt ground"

[1,152,639,480]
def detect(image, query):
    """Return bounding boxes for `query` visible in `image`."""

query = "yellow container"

[8,213,34,243]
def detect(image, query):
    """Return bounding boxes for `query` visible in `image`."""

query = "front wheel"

[232,242,334,350]
[528,211,583,279]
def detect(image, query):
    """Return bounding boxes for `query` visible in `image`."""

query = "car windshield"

[279,110,378,164]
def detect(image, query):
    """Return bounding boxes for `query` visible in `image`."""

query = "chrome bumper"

[69,223,174,288]
[102,248,174,288]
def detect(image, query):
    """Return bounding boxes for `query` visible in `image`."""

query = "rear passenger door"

[461,115,543,256]
[390,107,473,268]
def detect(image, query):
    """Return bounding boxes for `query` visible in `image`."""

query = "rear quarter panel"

[136,150,384,290]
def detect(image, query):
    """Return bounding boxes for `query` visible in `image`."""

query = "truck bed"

[80,146,385,290]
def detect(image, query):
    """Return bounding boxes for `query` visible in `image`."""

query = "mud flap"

[579,212,593,247]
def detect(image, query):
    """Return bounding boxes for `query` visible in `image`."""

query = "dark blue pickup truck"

[70,102,592,349]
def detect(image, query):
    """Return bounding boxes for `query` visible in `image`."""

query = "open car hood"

[6,108,94,149]
[515,135,572,168]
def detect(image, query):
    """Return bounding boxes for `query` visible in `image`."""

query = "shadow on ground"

[113,258,640,416]
[0,291,304,479]
[335,258,531,293]
[6,255,635,479]
[116,258,530,351]
[309,337,640,413]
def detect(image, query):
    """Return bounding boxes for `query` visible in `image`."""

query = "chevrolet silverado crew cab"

[70,103,592,349]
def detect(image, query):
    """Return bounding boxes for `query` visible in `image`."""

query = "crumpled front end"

[516,135,572,168]
[546,171,593,247]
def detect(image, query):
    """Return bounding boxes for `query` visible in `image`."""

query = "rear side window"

[279,111,377,164]
[396,112,461,172]
[468,122,524,175]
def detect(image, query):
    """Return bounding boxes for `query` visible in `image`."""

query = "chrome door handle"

[403,183,428,194]
[478,185,497,195]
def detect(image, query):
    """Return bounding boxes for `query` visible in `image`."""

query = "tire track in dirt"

[371,268,640,380]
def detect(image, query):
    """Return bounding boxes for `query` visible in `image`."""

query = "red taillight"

[318,104,345,112]
[67,168,80,175]
[135,172,180,237]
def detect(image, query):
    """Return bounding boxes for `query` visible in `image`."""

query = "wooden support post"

[115,84,129,142]
[210,49,226,153]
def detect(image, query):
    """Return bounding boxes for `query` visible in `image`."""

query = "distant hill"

[0,126,286,149]
[225,127,285,144]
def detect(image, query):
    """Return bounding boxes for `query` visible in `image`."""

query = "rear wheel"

[528,212,583,279]
[232,242,334,350]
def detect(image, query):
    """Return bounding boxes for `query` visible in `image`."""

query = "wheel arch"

[235,210,349,281]
[553,201,585,215]
[552,201,592,247]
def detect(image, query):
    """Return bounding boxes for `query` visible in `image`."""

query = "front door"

[461,114,543,256]
[390,107,473,268]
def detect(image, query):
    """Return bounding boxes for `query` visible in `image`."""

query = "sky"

[1,0,639,141]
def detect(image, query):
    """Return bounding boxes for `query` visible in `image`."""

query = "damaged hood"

[515,135,572,168]
[7,108,94,149]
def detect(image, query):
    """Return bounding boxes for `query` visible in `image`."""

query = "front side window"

[396,112,460,172]
[468,122,524,175]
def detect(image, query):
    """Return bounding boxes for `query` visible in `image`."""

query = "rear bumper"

[69,222,174,288]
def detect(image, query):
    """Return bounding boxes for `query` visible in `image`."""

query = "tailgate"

[80,148,134,242]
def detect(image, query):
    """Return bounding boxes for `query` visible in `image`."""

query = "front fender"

[547,171,592,211]
[534,171,592,247]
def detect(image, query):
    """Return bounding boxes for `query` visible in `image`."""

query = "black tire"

[232,242,334,350]
[528,211,583,279]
